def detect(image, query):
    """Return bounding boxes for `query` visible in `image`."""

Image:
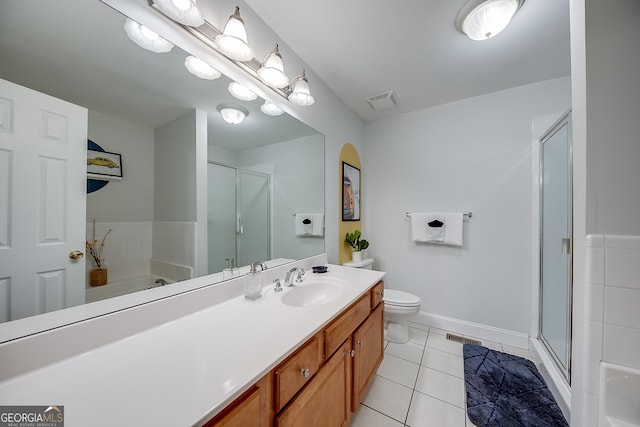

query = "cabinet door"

[204,374,273,427]
[276,339,352,427]
[352,303,384,409]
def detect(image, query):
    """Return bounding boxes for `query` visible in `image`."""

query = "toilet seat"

[384,289,421,307]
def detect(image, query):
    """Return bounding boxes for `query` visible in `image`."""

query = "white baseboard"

[411,311,530,349]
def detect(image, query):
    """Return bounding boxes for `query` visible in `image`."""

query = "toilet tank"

[342,258,374,269]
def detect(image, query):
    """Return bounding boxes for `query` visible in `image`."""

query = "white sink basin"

[281,278,348,307]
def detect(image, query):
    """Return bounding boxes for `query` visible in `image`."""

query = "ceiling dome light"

[260,101,284,116]
[228,81,257,101]
[152,0,204,27]
[217,104,248,125]
[458,0,522,41]
[124,18,174,53]
[288,70,315,106]
[184,56,222,80]
[257,44,289,89]
[214,6,253,62]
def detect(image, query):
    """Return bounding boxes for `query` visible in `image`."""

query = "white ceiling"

[245,0,571,122]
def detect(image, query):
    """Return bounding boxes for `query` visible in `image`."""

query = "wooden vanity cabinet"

[274,335,323,412]
[203,280,384,427]
[203,373,273,427]
[275,339,352,427]
[352,302,384,410]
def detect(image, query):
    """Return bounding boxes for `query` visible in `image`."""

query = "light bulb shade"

[217,104,248,124]
[228,81,257,101]
[258,44,289,88]
[461,0,520,40]
[214,7,253,61]
[288,70,315,106]
[184,56,222,80]
[152,0,204,27]
[260,101,284,116]
[124,18,174,53]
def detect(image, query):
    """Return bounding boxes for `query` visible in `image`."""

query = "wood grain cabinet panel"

[370,280,384,309]
[276,339,352,427]
[352,303,384,410]
[324,293,370,359]
[274,334,323,412]
[204,373,273,427]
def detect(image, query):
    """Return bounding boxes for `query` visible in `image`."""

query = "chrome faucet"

[284,267,305,287]
[155,278,169,286]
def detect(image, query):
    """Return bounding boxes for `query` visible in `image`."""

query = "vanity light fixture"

[260,101,284,116]
[257,44,289,89]
[214,6,253,62]
[217,104,248,125]
[152,0,204,27]
[184,56,222,80]
[457,0,524,41]
[124,18,174,53]
[228,81,257,101]
[288,70,315,106]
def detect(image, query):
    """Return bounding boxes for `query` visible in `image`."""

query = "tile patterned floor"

[350,322,535,427]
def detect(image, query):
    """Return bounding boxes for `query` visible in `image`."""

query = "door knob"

[69,250,84,260]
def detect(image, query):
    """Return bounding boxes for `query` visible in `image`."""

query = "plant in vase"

[345,229,369,263]
[86,221,112,286]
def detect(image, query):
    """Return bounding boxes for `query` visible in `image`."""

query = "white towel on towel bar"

[411,212,464,246]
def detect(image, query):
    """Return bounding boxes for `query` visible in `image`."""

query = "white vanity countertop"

[0,262,385,426]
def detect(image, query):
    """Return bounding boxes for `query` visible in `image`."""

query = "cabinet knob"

[300,368,311,379]
[357,340,364,347]
[350,349,355,357]
[376,291,384,297]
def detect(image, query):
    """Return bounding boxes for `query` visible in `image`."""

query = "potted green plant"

[345,229,369,262]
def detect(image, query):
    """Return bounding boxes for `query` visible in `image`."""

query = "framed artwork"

[342,161,360,221]
[87,149,123,180]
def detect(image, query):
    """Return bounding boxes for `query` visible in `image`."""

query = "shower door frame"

[207,161,271,274]
[538,110,573,384]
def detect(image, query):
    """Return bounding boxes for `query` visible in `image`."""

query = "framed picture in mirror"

[87,149,123,180]
[342,161,360,221]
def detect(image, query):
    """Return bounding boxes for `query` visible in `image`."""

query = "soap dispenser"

[223,258,237,280]
[245,261,267,300]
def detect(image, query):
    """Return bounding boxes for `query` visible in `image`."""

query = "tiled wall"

[583,234,640,425]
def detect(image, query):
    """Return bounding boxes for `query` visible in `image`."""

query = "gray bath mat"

[463,343,568,427]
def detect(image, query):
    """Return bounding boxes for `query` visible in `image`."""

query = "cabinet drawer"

[370,281,384,309]
[324,293,371,360]
[274,334,323,412]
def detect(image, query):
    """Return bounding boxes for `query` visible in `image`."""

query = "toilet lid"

[384,289,421,307]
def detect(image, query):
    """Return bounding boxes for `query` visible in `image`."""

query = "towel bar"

[405,211,472,219]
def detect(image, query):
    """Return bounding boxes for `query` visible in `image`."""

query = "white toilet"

[383,289,422,343]
[342,258,422,344]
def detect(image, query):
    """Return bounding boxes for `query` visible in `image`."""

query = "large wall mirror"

[0,0,324,342]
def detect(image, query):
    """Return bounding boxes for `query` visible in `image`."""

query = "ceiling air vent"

[367,91,398,111]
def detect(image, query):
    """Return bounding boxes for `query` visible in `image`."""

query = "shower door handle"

[561,238,571,255]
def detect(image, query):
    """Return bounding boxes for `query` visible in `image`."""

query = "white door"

[0,78,87,322]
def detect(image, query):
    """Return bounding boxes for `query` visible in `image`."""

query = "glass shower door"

[207,163,271,274]
[237,170,270,267]
[540,112,572,382]
[207,163,237,275]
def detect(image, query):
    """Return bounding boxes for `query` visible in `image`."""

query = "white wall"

[571,1,640,425]
[238,134,325,260]
[364,77,571,335]
[87,110,154,222]
[154,110,198,222]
